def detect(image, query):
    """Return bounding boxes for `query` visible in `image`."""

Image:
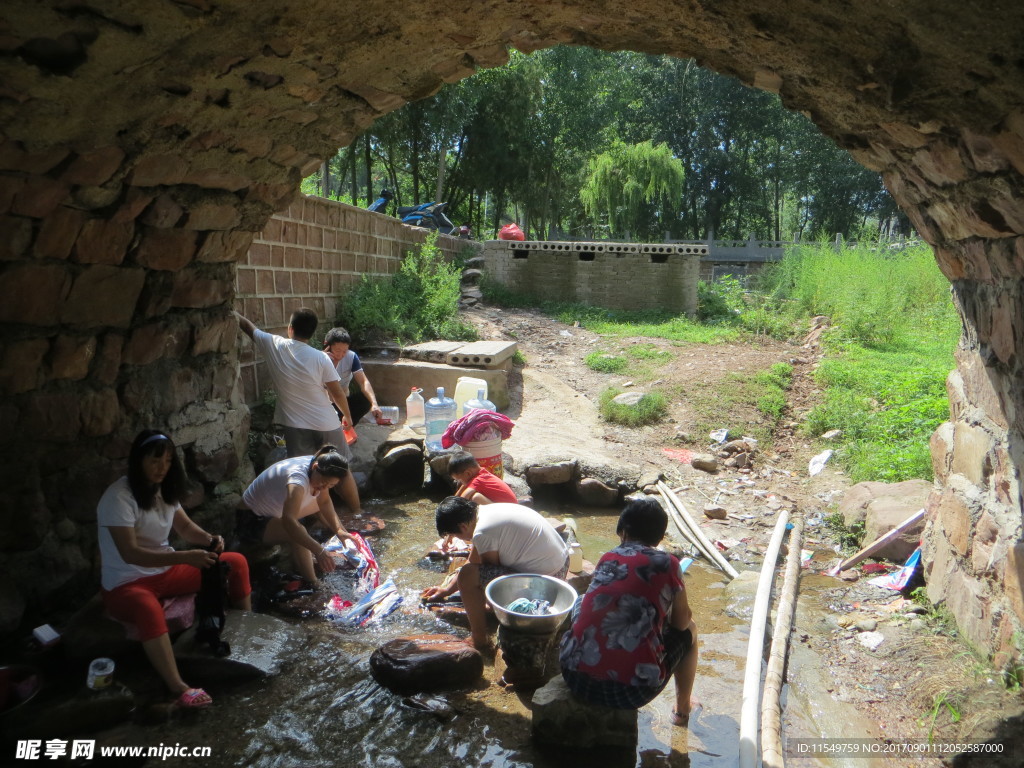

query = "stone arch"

[0,2,1021,660]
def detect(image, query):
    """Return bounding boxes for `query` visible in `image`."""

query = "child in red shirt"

[449,451,517,504]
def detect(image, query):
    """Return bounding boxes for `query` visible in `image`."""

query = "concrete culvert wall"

[0,1,1022,665]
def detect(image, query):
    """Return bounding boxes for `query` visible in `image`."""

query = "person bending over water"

[98,430,251,709]
[559,497,699,726]
[236,445,359,586]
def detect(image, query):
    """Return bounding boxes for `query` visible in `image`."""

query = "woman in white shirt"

[98,430,252,709]
[236,444,359,586]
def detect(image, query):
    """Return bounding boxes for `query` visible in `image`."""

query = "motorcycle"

[366,188,394,213]
[398,201,459,235]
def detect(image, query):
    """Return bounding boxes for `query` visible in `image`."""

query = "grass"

[585,351,628,373]
[764,241,960,483]
[823,509,865,553]
[598,388,668,426]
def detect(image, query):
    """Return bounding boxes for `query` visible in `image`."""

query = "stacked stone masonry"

[484,241,702,315]
[0,0,1022,666]
[234,194,474,406]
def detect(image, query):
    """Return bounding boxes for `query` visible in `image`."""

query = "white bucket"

[453,377,488,418]
[465,436,503,478]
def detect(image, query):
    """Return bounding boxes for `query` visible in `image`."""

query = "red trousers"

[102,552,250,642]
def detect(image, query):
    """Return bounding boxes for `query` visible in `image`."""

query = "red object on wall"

[498,223,524,241]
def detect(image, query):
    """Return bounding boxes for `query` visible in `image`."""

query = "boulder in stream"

[370,634,484,694]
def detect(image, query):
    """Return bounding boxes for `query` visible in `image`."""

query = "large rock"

[369,634,483,694]
[531,674,638,749]
[174,609,306,682]
[574,476,619,506]
[839,480,931,562]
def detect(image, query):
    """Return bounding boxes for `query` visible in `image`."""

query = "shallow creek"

[103,496,866,767]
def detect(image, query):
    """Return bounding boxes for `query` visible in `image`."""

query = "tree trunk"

[321,160,330,198]
[435,147,446,204]
[363,134,373,207]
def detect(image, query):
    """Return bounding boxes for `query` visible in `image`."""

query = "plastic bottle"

[463,388,496,416]
[453,376,488,417]
[424,387,457,451]
[405,387,425,432]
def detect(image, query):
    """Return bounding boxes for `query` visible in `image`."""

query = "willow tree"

[580,139,684,241]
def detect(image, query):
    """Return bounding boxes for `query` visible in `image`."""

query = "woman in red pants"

[98,430,251,708]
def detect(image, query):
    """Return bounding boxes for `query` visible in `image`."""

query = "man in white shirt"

[420,497,570,650]
[236,307,351,459]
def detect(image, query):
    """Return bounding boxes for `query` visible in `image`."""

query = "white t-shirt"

[251,329,341,431]
[473,503,569,575]
[242,456,321,520]
[333,349,363,390]
[97,476,177,591]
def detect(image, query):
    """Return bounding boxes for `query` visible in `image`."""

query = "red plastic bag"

[498,223,525,241]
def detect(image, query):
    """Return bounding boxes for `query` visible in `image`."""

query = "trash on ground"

[867,548,921,591]
[856,631,885,651]
[808,450,834,476]
[709,428,731,443]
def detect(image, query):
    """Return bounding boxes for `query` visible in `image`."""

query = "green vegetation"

[598,388,668,426]
[585,351,628,373]
[824,510,865,553]
[306,47,903,242]
[760,241,959,482]
[336,232,477,345]
[752,362,793,420]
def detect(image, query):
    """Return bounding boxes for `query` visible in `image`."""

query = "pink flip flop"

[176,688,212,708]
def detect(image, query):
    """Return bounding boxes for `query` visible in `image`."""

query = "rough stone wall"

[485,241,702,315]
[235,194,469,407]
[0,1,1022,659]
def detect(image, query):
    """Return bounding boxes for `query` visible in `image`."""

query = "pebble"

[909,618,928,632]
[854,619,878,632]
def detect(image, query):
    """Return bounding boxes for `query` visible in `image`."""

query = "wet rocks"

[532,675,638,749]
[370,634,484,694]
[174,609,304,680]
[575,476,619,506]
[371,442,424,495]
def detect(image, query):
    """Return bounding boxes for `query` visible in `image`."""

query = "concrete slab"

[361,359,510,411]
[402,341,467,363]
[446,340,518,369]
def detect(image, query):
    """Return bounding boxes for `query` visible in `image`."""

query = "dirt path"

[463,303,1022,765]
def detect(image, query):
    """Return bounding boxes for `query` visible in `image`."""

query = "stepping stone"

[370,634,483,694]
[532,675,638,748]
[174,609,306,682]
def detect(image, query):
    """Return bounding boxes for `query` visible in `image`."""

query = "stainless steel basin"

[484,574,578,635]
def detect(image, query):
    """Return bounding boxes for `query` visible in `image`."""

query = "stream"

[93,495,857,768]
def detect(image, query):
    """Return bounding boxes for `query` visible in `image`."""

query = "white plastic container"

[568,542,584,572]
[405,387,425,432]
[376,405,399,426]
[424,387,457,451]
[463,388,496,416]
[465,434,503,477]
[453,377,488,417]
[87,657,114,690]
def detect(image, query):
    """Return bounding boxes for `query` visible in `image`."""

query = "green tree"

[580,139,684,240]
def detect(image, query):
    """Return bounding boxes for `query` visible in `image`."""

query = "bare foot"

[672,696,701,727]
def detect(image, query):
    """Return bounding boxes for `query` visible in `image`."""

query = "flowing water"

[97,496,849,767]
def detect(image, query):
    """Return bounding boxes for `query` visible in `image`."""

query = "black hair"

[435,496,478,536]
[323,327,352,347]
[289,307,318,340]
[309,444,349,479]
[127,429,188,509]
[616,497,668,547]
[447,451,479,476]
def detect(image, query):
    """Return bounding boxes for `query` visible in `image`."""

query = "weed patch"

[337,232,477,344]
[585,351,628,373]
[599,388,668,426]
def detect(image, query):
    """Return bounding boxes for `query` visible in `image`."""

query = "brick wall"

[485,240,704,315]
[235,194,474,405]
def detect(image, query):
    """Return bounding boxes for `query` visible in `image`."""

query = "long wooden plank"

[827,509,925,576]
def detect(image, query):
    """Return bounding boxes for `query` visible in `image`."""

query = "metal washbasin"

[484,574,578,635]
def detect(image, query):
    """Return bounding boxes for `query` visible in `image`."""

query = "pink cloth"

[441,410,514,448]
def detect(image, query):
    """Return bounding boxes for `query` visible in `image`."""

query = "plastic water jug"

[463,388,496,416]
[453,376,488,417]
[405,387,425,432]
[424,387,457,451]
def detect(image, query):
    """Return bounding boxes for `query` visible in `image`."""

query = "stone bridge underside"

[0,1,1022,663]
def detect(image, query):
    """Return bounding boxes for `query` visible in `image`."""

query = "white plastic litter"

[856,631,885,651]
[709,428,730,443]
[808,450,834,476]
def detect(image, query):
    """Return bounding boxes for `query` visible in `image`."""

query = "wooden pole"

[658,487,710,560]
[827,509,925,576]
[658,482,740,580]
[761,516,804,768]
[739,510,790,768]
